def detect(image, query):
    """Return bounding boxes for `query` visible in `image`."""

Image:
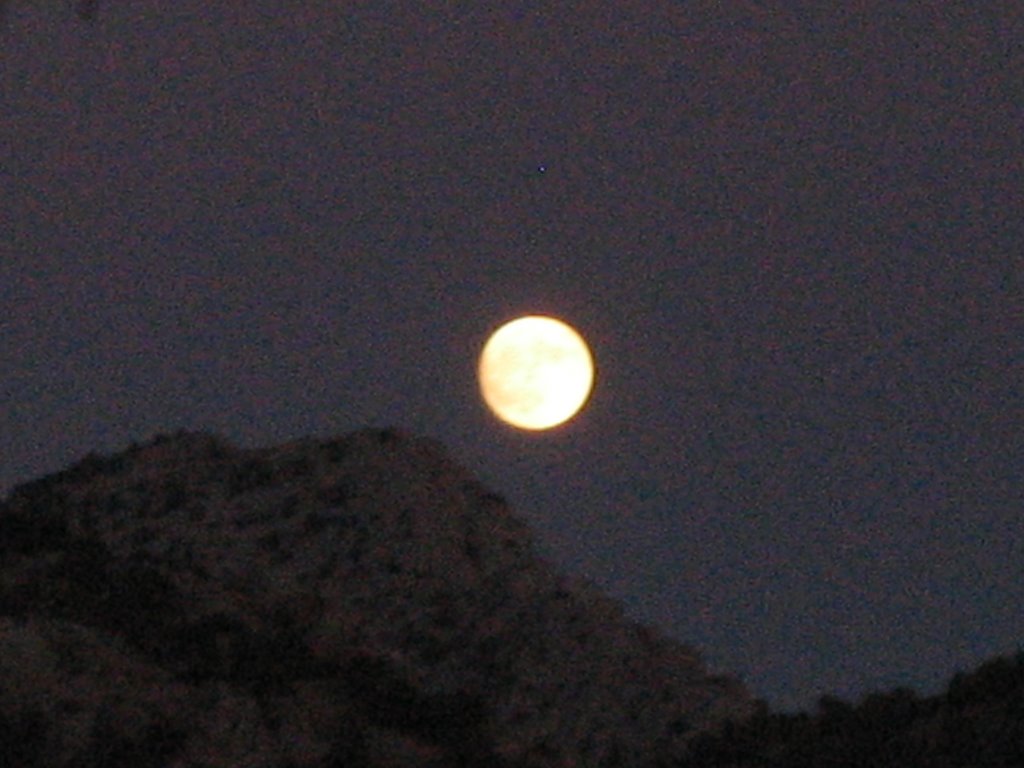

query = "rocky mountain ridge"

[0,428,755,767]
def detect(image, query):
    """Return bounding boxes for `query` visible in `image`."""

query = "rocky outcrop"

[0,428,754,766]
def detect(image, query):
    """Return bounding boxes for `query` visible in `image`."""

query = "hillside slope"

[0,428,754,767]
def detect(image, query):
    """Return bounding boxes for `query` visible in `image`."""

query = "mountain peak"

[0,429,754,766]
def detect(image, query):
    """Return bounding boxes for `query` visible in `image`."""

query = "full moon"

[478,315,595,430]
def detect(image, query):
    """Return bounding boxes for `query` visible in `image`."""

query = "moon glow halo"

[478,315,595,430]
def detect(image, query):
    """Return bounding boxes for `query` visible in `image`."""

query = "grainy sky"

[2,1,1021,711]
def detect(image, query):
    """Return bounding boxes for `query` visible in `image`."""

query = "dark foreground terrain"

[0,429,751,767]
[669,651,1024,768]
[1,430,1019,767]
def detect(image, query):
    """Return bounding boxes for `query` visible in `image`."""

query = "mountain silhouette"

[669,650,1024,768]
[0,428,755,767]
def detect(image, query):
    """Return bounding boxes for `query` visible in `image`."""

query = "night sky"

[2,1,1021,711]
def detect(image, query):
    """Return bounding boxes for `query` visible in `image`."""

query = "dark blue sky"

[2,1,1021,711]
